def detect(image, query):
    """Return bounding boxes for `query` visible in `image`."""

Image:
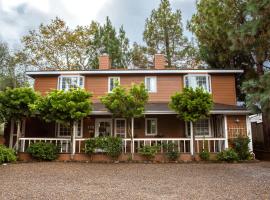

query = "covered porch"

[5,103,251,156]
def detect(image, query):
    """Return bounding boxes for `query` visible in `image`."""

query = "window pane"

[58,122,82,137]
[146,119,157,135]
[60,76,83,91]
[115,119,125,137]
[145,77,156,92]
[109,77,119,92]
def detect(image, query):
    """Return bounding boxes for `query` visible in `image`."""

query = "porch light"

[235,118,240,123]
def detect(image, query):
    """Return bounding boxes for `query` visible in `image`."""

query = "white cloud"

[0,0,196,49]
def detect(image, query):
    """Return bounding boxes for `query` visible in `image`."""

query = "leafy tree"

[21,17,131,70]
[31,89,92,155]
[143,0,191,67]
[100,83,148,157]
[0,87,39,149]
[169,87,213,155]
[131,42,149,68]
[242,72,270,149]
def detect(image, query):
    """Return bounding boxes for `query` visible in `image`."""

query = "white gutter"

[91,110,249,115]
[26,69,243,76]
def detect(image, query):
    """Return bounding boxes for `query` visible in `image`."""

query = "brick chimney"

[154,54,166,69]
[99,54,111,69]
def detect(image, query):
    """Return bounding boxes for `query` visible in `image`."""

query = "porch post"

[71,121,77,156]
[131,117,134,154]
[190,121,194,156]
[15,120,21,151]
[246,115,253,152]
[9,119,14,148]
[224,115,229,149]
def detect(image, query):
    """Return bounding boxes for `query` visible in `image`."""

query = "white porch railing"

[194,138,226,153]
[123,138,191,154]
[18,138,71,153]
[18,137,226,154]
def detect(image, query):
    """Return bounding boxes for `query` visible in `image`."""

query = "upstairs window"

[58,76,84,91]
[108,77,120,92]
[145,76,157,93]
[184,74,211,93]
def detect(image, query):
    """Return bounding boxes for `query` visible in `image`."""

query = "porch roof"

[92,102,249,115]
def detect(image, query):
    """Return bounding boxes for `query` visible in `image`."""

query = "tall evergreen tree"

[143,0,190,67]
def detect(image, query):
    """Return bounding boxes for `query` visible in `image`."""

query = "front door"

[95,119,112,137]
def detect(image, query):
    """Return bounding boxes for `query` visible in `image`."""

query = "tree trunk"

[262,113,270,151]
[15,120,21,151]
[256,63,264,76]
[164,28,171,67]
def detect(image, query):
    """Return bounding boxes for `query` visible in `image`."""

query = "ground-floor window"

[145,118,157,136]
[57,120,83,137]
[114,118,126,138]
[186,119,211,137]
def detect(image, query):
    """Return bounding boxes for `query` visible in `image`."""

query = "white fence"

[18,137,226,154]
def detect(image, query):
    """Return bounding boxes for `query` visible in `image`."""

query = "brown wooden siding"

[33,73,236,105]
[34,76,58,95]
[211,74,236,105]
[227,115,247,139]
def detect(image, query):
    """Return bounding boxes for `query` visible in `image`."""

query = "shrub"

[85,137,123,159]
[217,149,239,162]
[199,149,210,161]
[102,136,122,159]
[139,145,159,160]
[27,142,58,161]
[0,145,16,164]
[233,136,252,160]
[163,142,180,161]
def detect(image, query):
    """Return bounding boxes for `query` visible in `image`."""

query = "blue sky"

[0,0,196,49]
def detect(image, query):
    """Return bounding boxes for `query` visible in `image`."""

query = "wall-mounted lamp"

[235,118,240,123]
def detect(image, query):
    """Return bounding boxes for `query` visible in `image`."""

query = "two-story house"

[4,54,253,161]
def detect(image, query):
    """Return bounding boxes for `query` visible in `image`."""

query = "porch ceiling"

[92,102,249,115]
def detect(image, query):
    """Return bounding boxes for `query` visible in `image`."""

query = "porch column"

[71,121,77,156]
[190,121,194,155]
[246,115,253,152]
[15,120,21,151]
[9,119,14,148]
[131,117,134,154]
[224,115,229,149]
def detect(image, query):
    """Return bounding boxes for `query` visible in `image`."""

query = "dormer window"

[184,74,211,93]
[58,75,84,91]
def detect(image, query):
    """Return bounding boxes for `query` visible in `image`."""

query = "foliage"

[31,89,92,126]
[143,0,193,67]
[0,145,17,164]
[217,149,239,162]
[242,72,270,116]
[85,137,123,159]
[131,42,148,68]
[199,149,210,161]
[21,17,131,70]
[163,142,180,161]
[101,83,148,119]
[232,136,251,160]
[0,87,39,122]
[138,145,159,160]
[169,87,213,122]
[27,142,58,161]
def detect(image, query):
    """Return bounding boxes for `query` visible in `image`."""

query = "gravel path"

[0,162,270,200]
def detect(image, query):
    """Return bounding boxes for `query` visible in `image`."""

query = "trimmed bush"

[163,142,180,161]
[85,136,123,159]
[199,149,210,161]
[0,145,16,164]
[217,149,239,162]
[139,145,159,160]
[27,142,58,161]
[233,136,252,160]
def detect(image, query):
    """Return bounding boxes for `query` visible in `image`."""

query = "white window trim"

[108,77,120,93]
[145,118,158,136]
[145,76,157,93]
[57,120,83,138]
[183,74,211,93]
[58,75,85,90]
[114,118,126,138]
[185,119,212,138]
[95,118,113,137]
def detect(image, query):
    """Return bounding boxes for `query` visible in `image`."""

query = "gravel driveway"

[0,162,270,200]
